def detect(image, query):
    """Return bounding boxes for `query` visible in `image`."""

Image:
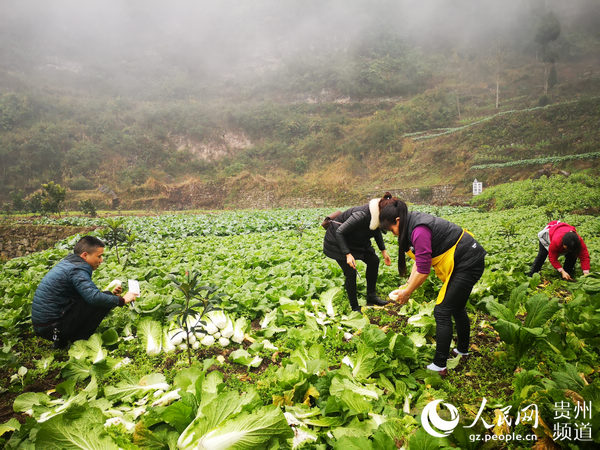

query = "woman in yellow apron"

[378,196,486,376]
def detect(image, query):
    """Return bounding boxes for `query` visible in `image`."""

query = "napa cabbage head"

[137,318,163,356]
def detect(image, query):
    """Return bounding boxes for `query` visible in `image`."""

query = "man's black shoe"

[366,294,389,306]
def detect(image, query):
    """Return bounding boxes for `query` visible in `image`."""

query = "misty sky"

[1,0,598,90]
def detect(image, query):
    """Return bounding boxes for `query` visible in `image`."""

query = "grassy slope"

[188,67,600,204]
[2,58,600,209]
[113,79,600,208]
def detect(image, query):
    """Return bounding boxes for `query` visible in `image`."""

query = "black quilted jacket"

[31,253,120,325]
[323,204,385,261]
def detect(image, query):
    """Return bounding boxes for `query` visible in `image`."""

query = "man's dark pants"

[34,298,112,347]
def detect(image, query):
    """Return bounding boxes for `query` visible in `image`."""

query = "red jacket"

[547,221,590,271]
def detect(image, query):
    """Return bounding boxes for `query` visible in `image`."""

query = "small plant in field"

[480,283,561,364]
[9,366,29,387]
[121,231,138,267]
[543,201,569,221]
[167,271,223,365]
[99,218,136,266]
[499,219,518,244]
[294,222,310,237]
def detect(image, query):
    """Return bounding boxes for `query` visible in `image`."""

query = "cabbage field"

[1,207,599,449]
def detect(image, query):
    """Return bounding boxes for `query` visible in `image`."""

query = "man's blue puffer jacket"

[32,253,120,325]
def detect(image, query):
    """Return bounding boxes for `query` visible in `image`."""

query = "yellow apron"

[407,229,471,305]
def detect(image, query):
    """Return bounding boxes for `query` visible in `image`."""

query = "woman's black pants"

[433,241,486,368]
[336,250,379,311]
[528,242,576,277]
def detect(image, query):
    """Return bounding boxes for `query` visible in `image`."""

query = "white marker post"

[473,179,483,196]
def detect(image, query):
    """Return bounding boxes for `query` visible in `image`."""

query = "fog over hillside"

[1,0,599,207]
[1,0,598,97]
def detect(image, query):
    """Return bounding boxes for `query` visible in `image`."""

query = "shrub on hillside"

[392,88,456,132]
[69,177,95,190]
[79,199,98,217]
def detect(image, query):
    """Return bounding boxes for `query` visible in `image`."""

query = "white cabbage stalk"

[192,341,200,350]
[368,413,387,426]
[284,412,301,426]
[92,347,105,364]
[218,337,230,347]
[138,318,163,356]
[341,356,354,368]
[232,330,244,344]
[193,331,205,341]
[221,320,234,338]
[186,315,200,331]
[104,417,135,432]
[114,357,132,370]
[293,427,318,448]
[403,394,412,414]
[106,279,122,292]
[231,318,247,344]
[262,340,278,351]
[132,406,147,419]
[38,394,82,423]
[169,328,184,346]
[260,310,277,329]
[152,389,181,407]
[178,343,188,351]
[204,321,219,335]
[207,310,228,329]
[201,335,215,346]
[320,287,339,318]
[249,356,262,367]
[178,406,288,449]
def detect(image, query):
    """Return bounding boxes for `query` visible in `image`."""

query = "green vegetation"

[1,2,600,207]
[471,173,600,213]
[78,199,98,217]
[1,2,599,447]
[470,151,600,169]
[1,206,599,447]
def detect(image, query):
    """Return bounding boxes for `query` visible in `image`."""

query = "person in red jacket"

[528,221,591,280]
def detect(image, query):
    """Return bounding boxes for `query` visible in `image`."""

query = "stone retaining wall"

[0,225,96,260]
[366,185,459,204]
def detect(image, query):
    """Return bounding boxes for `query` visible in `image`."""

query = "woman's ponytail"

[379,197,409,277]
